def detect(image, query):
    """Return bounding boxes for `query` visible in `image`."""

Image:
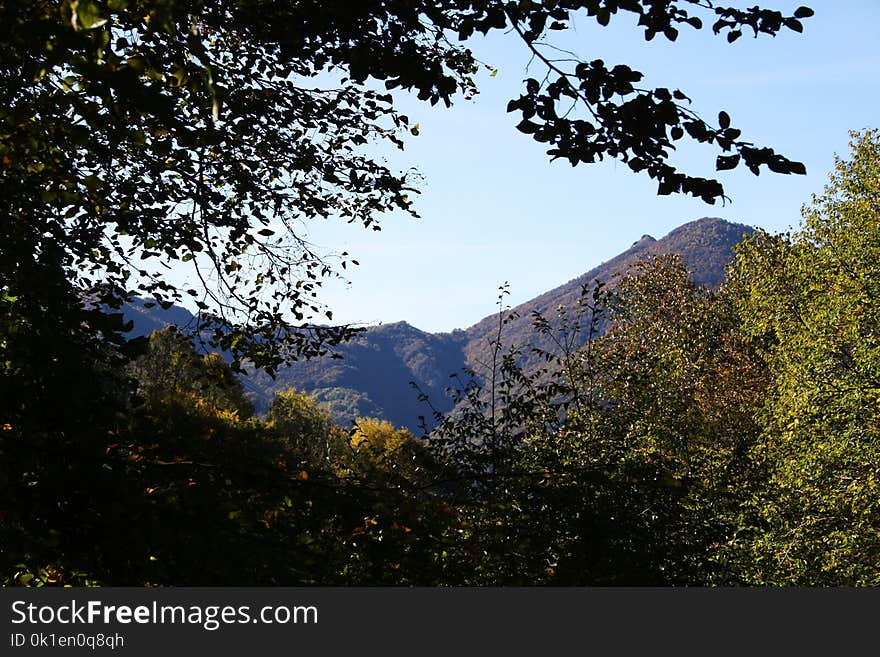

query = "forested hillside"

[245,322,469,428]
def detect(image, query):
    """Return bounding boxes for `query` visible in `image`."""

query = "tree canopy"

[729,130,880,584]
[1,0,812,374]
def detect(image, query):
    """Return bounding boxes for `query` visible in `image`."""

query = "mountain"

[462,216,752,376]
[124,217,753,431]
[243,322,469,429]
[123,297,198,337]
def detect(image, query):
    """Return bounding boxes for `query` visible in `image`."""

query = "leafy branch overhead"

[1,0,811,374]
[498,1,812,203]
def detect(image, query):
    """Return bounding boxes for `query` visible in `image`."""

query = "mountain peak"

[631,234,656,248]
[665,216,753,238]
[462,215,753,365]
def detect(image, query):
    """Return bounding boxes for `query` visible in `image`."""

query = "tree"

[350,417,436,483]
[131,326,254,418]
[1,0,812,377]
[726,130,880,585]
[576,255,768,582]
[595,255,766,472]
[266,387,335,452]
[465,255,768,585]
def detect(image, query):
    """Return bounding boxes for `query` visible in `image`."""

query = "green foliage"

[460,218,752,388]
[267,388,333,444]
[264,388,345,469]
[729,130,880,585]
[131,327,254,418]
[11,165,880,586]
[575,255,767,583]
[430,256,767,584]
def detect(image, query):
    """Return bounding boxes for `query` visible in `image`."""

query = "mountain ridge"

[124,217,754,430]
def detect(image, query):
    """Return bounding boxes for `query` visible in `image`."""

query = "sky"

[289,1,880,334]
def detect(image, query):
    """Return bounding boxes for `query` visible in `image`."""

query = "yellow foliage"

[350,417,413,454]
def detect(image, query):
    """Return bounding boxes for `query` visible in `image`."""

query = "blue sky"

[297,1,879,334]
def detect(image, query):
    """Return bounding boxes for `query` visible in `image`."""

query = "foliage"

[461,217,752,384]
[352,417,413,454]
[122,217,752,434]
[422,281,609,584]
[1,0,416,371]
[423,283,583,478]
[575,255,767,583]
[266,387,335,455]
[728,130,880,585]
[429,255,767,584]
[350,417,436,485]
[2,371,460,586]
[1,0,810,377]
[5,0,850,589]
[0,289,136,586]
[10,147,880,586]
[131,327,254,418]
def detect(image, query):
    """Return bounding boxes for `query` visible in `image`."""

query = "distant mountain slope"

[123,217,753,431]
[462,216,753,375]
[123,297,197,337]
[244,322,468,428]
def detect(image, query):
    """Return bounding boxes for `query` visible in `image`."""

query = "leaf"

[718,111,731,130]
[516,119,540,134]
[83,174,102,192]
[716,154,740,171]
[628,158,648,172]
[784,18,804,33]
[788,161,807,175]
[72,0,108,30]
[794,6,815,19]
